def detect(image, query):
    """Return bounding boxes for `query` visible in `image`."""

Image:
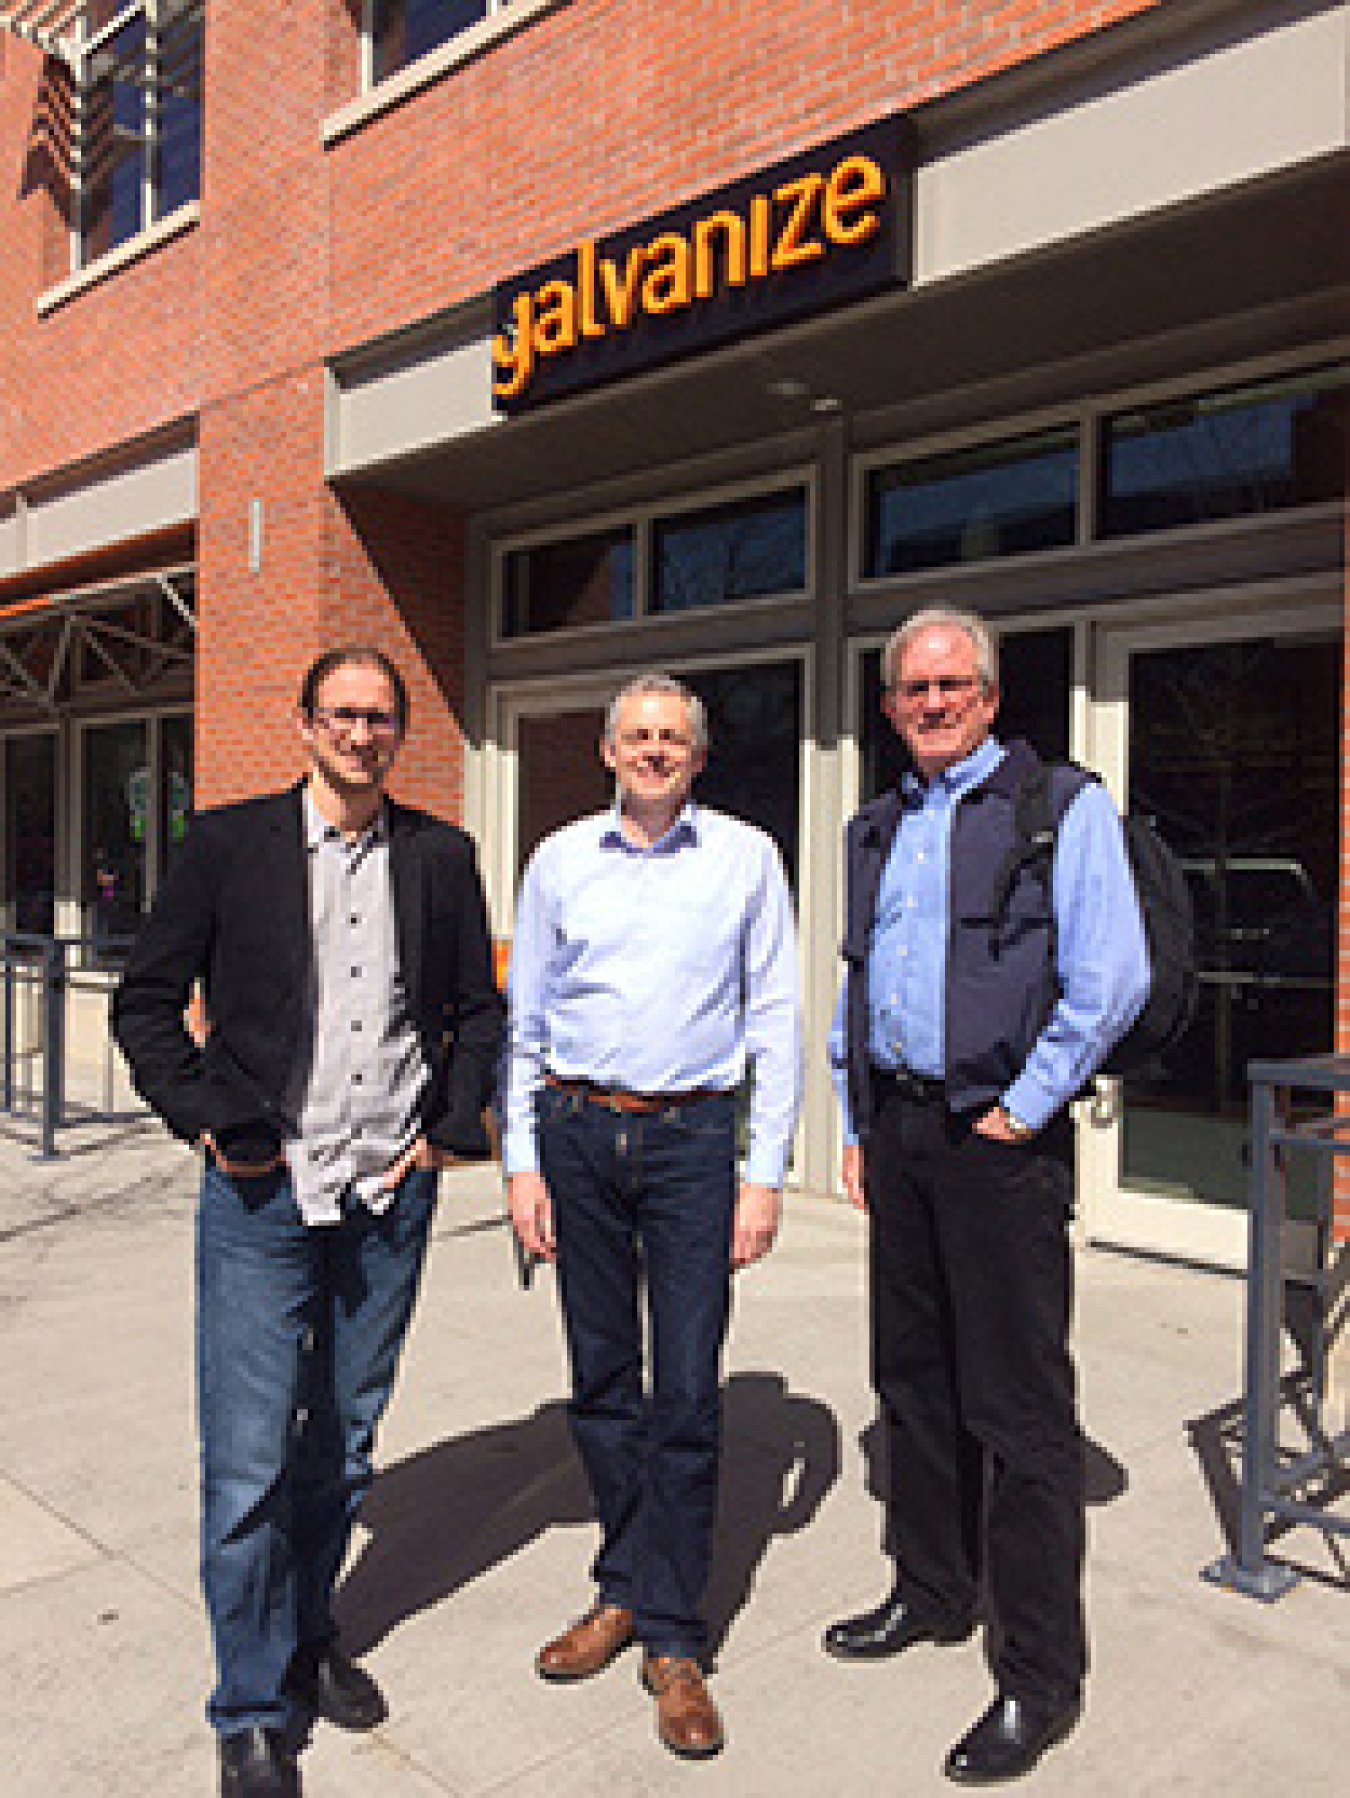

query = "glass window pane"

[502,528,634,638]
[160,714,193,886]
[83,16,146,261]
[652,488,808,616]
[84,721,148,955]
[1121,634,1339,1218]
[859,627,1072,803]
[156,13,203,215]
[684,662,802,893]
[5,735,56,937]
[1102,369,1348,537]
[864,430,1078,579]
[373,0,490,81]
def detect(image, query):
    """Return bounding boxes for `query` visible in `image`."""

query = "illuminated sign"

[492,116,911,412]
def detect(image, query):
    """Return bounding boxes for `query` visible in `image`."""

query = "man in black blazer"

[114,646,501,1798]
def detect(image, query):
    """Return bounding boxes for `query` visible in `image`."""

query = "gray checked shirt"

[283,787,430,1225]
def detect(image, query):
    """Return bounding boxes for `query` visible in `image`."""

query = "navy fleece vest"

[843,740,1087,1142]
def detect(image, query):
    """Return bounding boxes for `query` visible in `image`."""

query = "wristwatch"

[1001,1106,1034,1141]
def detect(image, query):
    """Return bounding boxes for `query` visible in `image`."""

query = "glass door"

[1086,606,1341,1265]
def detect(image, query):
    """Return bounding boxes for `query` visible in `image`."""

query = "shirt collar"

[599,798,700,854]
[901,735,1005,804]
[303,783,387,853]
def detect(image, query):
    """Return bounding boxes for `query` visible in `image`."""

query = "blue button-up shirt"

[505,802,802,1186]
[829,739,1149,1142]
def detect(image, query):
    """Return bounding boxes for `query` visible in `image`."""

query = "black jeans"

[538,1084,738,1659]
[868,1080,1086,1706]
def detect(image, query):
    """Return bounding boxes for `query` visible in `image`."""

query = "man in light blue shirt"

[505,671,801,1761]
[824,608,1148,1786]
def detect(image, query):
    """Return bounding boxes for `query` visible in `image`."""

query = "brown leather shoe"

[536,1602,635,1682]
[641,1654,725,1759]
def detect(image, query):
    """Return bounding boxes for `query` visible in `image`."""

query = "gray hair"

[604,671,709,752]
[883,607,998,693]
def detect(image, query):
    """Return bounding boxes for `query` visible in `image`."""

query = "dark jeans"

[538,1085,738,1659]
[868,1082,1086,1706]
[196,1160,436,1734]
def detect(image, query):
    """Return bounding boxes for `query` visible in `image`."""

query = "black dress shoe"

[219,1727,299,1798]
[287,1642,388,1731]
[944,1692,1081,1784]
[822,1589,973,1660]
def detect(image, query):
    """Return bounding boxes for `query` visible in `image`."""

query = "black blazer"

[112,784,503,1163]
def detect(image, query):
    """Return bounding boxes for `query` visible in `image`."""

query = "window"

[652,487,808,616]
[78,1,203,266]
[1102,366,1348,538]
[370,0,513,82]
[3,734,57,937]
[863,428,1078,579]
[502,527,634,639]
[83,719,148,953]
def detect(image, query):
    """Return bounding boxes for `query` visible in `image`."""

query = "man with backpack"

[825,607,1151,1784]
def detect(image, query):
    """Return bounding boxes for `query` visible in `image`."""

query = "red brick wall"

[3,1,1168,820]
[326,0,1163,355]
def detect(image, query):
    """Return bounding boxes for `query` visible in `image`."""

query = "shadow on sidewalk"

[335,1370,841,1659]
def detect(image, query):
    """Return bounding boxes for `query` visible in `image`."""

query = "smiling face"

[601,689,705,826]
[883,621,999,778]
[297,659,404,807]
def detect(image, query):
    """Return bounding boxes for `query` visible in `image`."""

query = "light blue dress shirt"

[829,738,1149,1143]
[506,802,802,1187]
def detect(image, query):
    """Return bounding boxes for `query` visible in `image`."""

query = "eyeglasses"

[310,706,402,740]
[892,676,980,704]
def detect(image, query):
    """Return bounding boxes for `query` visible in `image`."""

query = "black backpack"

[989,757,1198,1078]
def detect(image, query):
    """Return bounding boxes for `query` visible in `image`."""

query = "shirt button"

[353,1073,363,1085]
[351,966,362,977]
[350,914,360,927]
[351,1020,363,1032]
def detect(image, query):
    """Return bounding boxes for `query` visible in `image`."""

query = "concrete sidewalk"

[0,1121,1344,1795]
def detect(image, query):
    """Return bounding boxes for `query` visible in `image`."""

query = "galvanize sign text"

[491,118,911,412]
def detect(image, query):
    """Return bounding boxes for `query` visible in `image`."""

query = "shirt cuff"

[1001,1074,1057,1136]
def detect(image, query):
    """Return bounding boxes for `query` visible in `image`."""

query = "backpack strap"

[988,761,1056,923]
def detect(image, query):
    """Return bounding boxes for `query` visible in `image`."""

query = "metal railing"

[1,930,143,1158]
[1202,1053,1350,1599]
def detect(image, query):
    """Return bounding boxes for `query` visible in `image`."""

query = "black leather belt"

[872,1064,946,1105]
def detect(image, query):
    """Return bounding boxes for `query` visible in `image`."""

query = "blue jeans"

[538,1086,737,1659]
[196,1160,436,1735]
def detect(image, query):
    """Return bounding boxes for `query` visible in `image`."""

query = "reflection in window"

[652,488,808,616]
[160,713,193,882]
[372,0,495,81]
[79,2,203,266]
[1102,367,1348,537]
[4,735,57,937]
[864,430,1078,579]
[859,628,1072,803]
[684,662,802,892]
[84,720,147,956]
[502,528,634,638]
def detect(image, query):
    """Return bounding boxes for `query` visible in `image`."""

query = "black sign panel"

[491,114,912,414]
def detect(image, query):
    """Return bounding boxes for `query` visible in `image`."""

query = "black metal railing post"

[38,935,65,1160]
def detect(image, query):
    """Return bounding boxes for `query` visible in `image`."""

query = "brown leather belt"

[545,1074,731,1114]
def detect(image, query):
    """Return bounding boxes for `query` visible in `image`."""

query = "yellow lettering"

[693,210,747,299]
[599,245,647,329]
[749,193,771,279]
[577,241,608,340]
[772,173,825,272]
[491,292,535,399]
[823,154,885,246]
[641,232,692,315]
[533,279,578,357]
